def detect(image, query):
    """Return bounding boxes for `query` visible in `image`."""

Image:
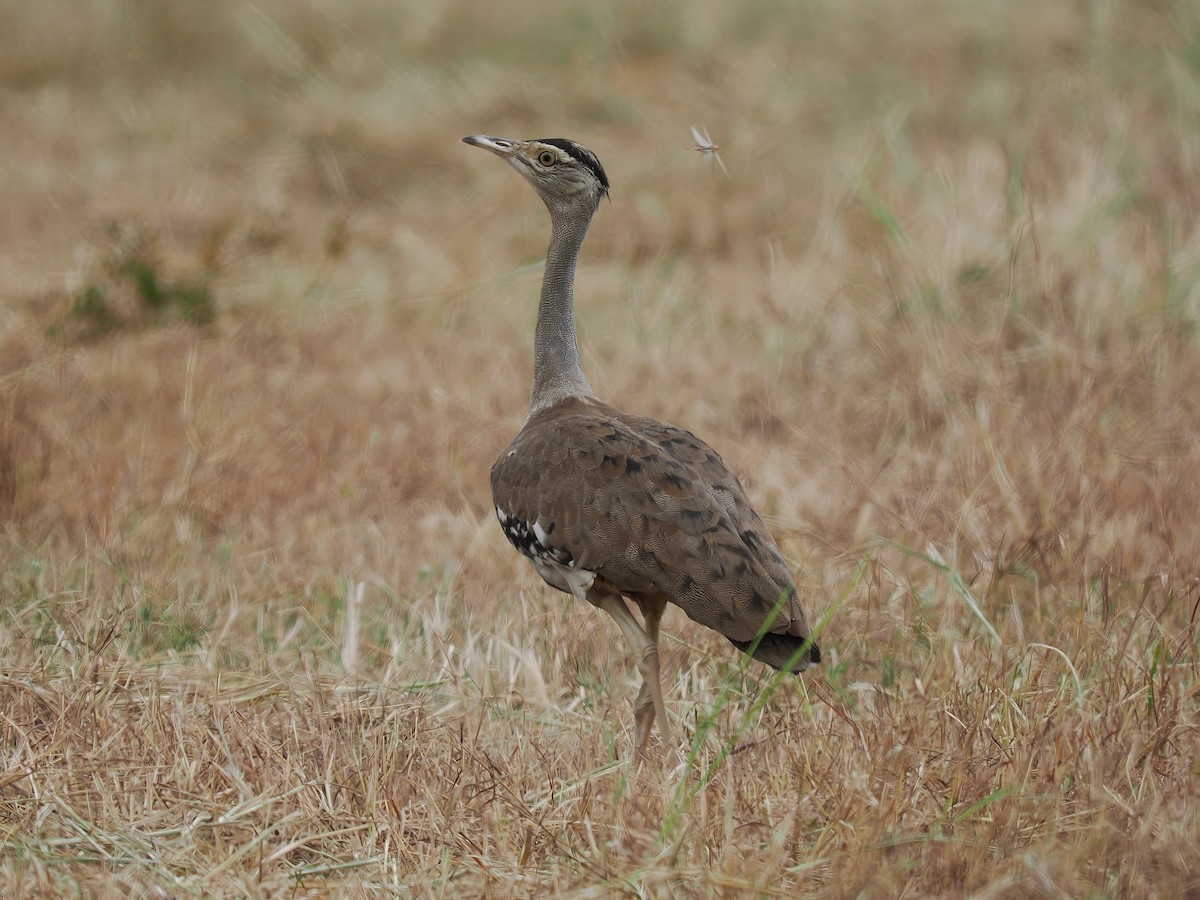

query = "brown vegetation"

[2,0,1199,894]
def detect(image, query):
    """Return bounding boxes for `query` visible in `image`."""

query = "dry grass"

[3,0,1200,895]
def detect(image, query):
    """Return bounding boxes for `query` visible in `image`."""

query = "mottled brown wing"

[490,396,815,654]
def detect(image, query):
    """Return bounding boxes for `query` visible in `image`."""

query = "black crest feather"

[539,138,610,195]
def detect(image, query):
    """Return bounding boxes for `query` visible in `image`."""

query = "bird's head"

[462,135,609,216]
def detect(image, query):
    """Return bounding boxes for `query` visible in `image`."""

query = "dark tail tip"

[728,633,820,673]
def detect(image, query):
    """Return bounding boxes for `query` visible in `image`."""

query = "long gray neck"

[529,206,595,414]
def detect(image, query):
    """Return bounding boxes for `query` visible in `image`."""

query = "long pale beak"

[462,135,516,157]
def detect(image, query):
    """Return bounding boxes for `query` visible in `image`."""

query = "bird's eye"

[537,151,557,166]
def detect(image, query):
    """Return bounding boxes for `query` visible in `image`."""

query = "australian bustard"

[463,134,820,758]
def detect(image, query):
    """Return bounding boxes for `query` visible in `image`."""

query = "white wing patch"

[496,507,577,567]
[495,507,596,601]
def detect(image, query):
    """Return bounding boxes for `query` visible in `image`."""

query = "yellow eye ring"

[537,150,557,166]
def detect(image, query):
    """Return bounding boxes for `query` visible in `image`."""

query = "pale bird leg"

[631,596,668,753]
[592,591,671,760]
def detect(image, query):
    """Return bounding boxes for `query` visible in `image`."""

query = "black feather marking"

[497,511,574,567]
[663,471,687,490]
[729,541,754,561]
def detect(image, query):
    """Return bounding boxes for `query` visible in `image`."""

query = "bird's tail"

[728,632,820,673]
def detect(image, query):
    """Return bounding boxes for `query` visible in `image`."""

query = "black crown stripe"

[538,138,610,193]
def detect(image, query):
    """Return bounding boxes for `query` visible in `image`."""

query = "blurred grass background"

[2,0,1199,895]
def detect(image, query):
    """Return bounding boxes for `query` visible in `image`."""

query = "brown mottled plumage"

[463,134,820,757]
[493,396,817,666]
